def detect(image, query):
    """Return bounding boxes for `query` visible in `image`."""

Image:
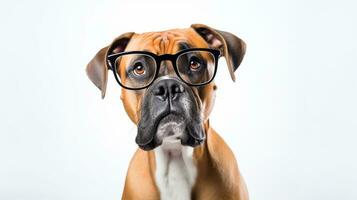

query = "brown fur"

[86,24,248,200]
[122,124,248,200]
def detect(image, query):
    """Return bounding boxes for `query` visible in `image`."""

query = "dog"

[86,24,248,200]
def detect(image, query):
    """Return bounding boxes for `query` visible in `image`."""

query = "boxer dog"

[86,24,248,200]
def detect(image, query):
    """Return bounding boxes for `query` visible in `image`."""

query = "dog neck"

[154,139,197,200]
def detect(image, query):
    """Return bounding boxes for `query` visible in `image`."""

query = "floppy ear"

[86,32,135,98]
[191,24,246,81]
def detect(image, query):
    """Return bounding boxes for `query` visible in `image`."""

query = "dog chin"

[136,113,205,151]
[155,114,185,143]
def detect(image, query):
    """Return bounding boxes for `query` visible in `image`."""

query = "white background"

[1,0,356,199]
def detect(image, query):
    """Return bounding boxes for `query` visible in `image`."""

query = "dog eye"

[133,62,146,76]
[189,56,201,71]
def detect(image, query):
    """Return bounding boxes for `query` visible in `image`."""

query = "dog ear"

[86,32,135,98]
[191,24,246,81]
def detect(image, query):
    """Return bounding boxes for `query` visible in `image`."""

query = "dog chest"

[154,143,197,200]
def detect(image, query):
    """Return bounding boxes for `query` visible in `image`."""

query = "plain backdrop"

[1,0,356,199]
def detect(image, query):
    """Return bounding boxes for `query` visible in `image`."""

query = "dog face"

[86,24,246,150]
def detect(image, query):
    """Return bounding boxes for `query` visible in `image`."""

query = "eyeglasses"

[107,48,221,90]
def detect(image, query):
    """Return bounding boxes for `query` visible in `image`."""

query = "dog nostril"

[153,85,166,97]
[153,80,185,101]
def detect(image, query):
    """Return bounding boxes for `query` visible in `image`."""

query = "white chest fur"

[154,141,197,200]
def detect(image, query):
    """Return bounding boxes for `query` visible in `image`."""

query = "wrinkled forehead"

[125,28,209,54]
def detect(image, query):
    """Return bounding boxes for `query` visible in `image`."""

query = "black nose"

[152,78,185,101]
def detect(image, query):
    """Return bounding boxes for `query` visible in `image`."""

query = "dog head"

[86,24,246,150]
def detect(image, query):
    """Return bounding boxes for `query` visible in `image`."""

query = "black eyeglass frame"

[107,48,221,90]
